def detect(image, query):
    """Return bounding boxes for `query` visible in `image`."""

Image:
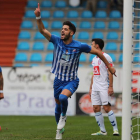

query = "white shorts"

[91,90,111,106]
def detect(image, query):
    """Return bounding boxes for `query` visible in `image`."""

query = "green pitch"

[0,116,121,140]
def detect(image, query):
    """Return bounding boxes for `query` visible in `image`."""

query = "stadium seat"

[17,42,30,50]
[89,54,96,62]
[108,53,116,62]
[106,32,118,40]
[53,11,64,18]
[14,63,24,67]
[18,31,31,39]
[133,54,140,62]
[137,22,140,29]
[80,54,86,62]
[120,43,123,51]
[97,1,108,8]
[27,0,38,7]
[133,2,136,8]
[15,53,28,62]
[55,1,66,8]
[41,11,50,18]
[30,64,39,67]
[47,43,54,50]
[137,12,140,18]
[109,10,121,18]
[108,21,120,29]
[118,54,123,62]
[94,21,105,29]
[79,21,91,29]
[71,21,77,27]
[92,32,104,39]
[32,42,44,51]
[136,33,140,40]
[134,43,140,51]
[95,10,107,18]
[78,32,90,40]
[34,32,45,40]
[51,31,61,37]
[105,42,117,51]
[30,53,42,62]
[21,21,33,29]
[45,53,53,62]
[81,11,93,18]
[51,21,62,29]
[67,11,79,18]
[25,10,35,18]
[41,0,52,8]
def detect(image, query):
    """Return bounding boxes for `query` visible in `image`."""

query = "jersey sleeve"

[80,43,91,53]
[49,34,60,45]
[0,67,2,73]
[91,57,95,67]
[106,55,114,67]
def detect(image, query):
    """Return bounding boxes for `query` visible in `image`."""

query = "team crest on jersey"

[98,59,101,65]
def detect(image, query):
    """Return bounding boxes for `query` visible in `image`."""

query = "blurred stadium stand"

[0,0,27,66]
[0,0,128,68]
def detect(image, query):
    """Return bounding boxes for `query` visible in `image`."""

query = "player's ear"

[96,44,100,49]
[70,31,74,36]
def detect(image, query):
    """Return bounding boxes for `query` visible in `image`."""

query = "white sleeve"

[106,55,114,67]
[91,57,95,67]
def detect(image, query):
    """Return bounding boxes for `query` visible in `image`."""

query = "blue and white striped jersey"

[49,35,91,81]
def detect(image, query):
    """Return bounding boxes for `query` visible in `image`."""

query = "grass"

[0,116,122,140]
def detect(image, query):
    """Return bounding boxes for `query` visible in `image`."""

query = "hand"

[0,93,4,100]
[34,3,40,17]
[108,87,114,96]
[109,67,117,77]
[88,89,92,99]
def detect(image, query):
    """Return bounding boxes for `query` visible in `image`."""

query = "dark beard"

[62,33,71,41]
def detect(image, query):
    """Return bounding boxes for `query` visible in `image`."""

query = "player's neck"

[63,38,73,45]
[97,48,102,52]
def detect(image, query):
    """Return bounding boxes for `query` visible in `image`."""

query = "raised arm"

[0,71,4,100]
[34,3,51,41]
[90,46,116,76]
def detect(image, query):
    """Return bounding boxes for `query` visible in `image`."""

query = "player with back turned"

[34,3,116,139]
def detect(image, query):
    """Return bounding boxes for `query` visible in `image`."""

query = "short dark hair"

[63,21,76,34]
[92,38,104,50]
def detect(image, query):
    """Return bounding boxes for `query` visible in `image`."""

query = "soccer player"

[89,38,119,136]
[34,3,116,139]
[0,66,4,100]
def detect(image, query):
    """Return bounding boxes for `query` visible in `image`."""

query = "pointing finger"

[38,3,40,9]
